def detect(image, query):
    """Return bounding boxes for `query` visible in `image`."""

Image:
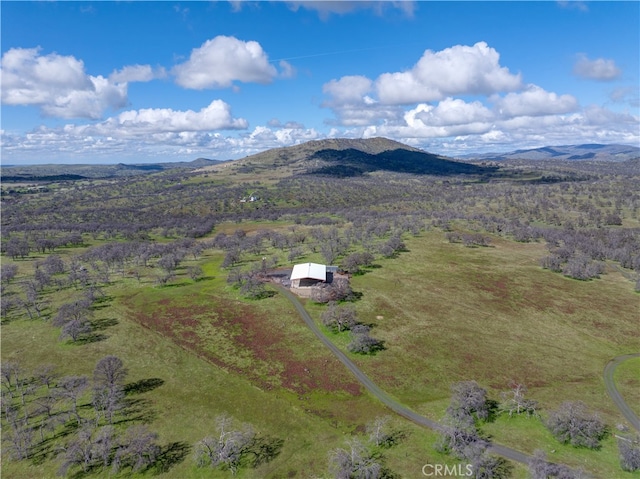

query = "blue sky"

[1,1,638,164]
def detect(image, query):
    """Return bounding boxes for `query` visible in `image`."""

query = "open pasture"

[342,231,639,476]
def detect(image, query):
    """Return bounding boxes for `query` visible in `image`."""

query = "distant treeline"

[2,174,88,182]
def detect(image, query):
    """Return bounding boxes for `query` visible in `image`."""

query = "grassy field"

[1,255,389,478]
[614,357,640,420]
[2,247,458,478]
[2,227,639,478]
[338,231,639,476]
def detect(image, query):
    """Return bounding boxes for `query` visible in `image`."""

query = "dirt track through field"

[276,285,540,468]
[603,353,640,431]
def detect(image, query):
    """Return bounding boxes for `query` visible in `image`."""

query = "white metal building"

[290,263,327,287]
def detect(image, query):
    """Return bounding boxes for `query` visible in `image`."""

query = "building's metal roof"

[290,263,326,281]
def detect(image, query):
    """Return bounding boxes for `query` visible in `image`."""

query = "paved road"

[276,285,535,466]
[603,353,640,431]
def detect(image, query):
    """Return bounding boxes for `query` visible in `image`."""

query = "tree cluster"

[194,413,283,475]
[194,414,255,475]
[327,415,400,479]
[321,302,358,333]
[436,381,511,479]
[618,434,640,472]
[311,277,355,303]
[347,325,384,355]
[528,450,585,479]
[545,401,608,449]
[1,236,212,328]
[52,296,94,342]
[340,251,375,275]
[320,302,383,355]
[328,438,382,479]
[1,356,170,477]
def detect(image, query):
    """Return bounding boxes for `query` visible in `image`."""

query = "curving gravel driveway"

[603,353,640,431]
[276,285,535,466]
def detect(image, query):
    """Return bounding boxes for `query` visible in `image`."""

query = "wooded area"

[2,152,639,477]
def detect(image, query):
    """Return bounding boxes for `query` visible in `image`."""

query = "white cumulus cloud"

[492,84,579,117]
[375,42,522,104]
[278,60,296,79]
[104,100,248,133]
[172,35,278,89]
[322,75,403,126]
[412,98,494,126]
[1,47,128,119]
[109,64,166,83]
[285,1,415,18]
[573,54,621,81]
[322,42,523,126]
[323,75,373,104]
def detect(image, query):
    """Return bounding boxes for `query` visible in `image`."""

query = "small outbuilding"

[289,263,341,298]
[290,262,329,288]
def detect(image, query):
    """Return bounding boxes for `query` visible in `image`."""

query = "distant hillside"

[202,137,494,177]
[461,144,639,162]
[1,158,222,181]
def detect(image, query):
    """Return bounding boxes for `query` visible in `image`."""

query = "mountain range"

[460,143,639,162]
[4,139,638,182]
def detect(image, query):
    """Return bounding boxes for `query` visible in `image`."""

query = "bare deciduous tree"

[328,438,382,479]
[112,425,160,473]
[53,298,93,327]
[34,393,58,419]
[1,360,22,390]
[3,424,34,460]
[347,325,383,355]
[528,449,584,479]
[34,364,58,390]
[340,251,374,274]
[1,263,18,284]
[58,424,117,475]
[5,237,30,260]
[93,356,127,424]
[546,401,608,449]
[187,265,203,281]
[58,425,96,475]
[239,275,268,300]
[447,380,491,422]
[55,376,89,425]
[436,412,489,461]
[366,416,392,447]
[470,453,512,479]
[321,302,358,333]
[499,383,539,418]
[194,414,255,475]
[619,435,640,472]
[60,318,93,342]
[93,356,127,390]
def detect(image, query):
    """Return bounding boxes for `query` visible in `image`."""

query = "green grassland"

[1,251,388,478]
[615,357,640,419]
[3,224,638,478]
[341,232,638,476]
[1,243,436,477]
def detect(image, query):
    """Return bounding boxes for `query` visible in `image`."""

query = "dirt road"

[603,353,640,431]
[277,286,536,466]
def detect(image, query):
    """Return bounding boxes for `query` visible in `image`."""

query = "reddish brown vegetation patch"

[476,277,510,301]
[279,357,362,396]
[124,293,361,396]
